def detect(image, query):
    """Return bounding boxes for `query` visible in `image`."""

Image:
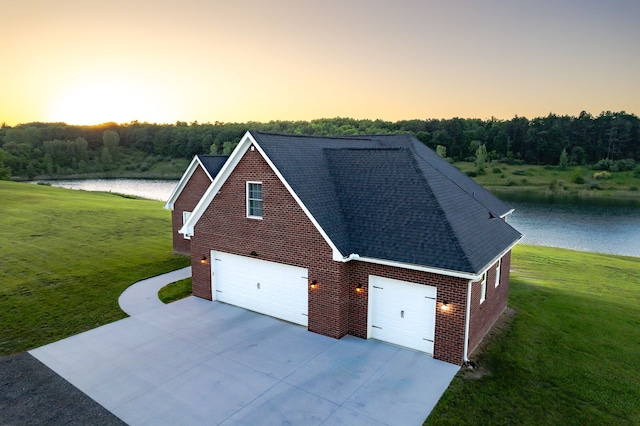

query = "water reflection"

[33,179,177,202]
[507,200,640,257]
[33,179,640,257]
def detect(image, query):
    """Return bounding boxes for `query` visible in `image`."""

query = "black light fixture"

[250,250,258,257]
[310,280,319,290]
[441,300,450,312]
[355,283,363,293]
[200,255,208,265]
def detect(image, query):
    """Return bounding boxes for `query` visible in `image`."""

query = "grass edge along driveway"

[0,181,189,356]
[2,181,639,424]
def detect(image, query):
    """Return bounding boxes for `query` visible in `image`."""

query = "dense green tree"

[0,159,10,180]
[475,144,488,174]
[102,130,120,159]
[558,149,569,170]
[222,141,236,155]
[0,112,637,178]
[100,147,112,169]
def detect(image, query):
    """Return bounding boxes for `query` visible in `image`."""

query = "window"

[182,211,191,224]
[247,182,263,218]
[479,272,487,304]
[495,259,502,287]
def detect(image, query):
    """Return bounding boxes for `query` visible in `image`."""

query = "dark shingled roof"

[197,155,229,178]
[251,132,522,274]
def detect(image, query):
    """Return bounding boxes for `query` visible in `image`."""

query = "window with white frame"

[247,182,263,218]
[182,211,191,225]
[480,272,487,304]
[495,258,502,287]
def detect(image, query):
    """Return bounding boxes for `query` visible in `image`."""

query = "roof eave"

[500,208,515,218]
[180,132,255,236]
[181,131,346,261]
[340,253,482,281]
[475,234,524,277]
[164,155,211,210]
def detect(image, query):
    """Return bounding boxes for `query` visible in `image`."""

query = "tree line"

[1,111,638,179]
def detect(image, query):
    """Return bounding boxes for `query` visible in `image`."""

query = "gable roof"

[181,131,522,278]
[164,155,228,210]
[198,155,229,177]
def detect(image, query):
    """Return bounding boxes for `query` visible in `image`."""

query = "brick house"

[165,131,522,365]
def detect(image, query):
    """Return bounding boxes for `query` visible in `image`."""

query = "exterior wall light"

[310,280,319,290]
[200,255,208,265]
[441,301,450,312]
[355,283,363,293]
[250,251,258,257]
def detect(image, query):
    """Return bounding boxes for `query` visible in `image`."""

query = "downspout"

[463,278,473,363]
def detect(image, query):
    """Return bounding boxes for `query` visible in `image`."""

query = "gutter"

[341,253,481,281]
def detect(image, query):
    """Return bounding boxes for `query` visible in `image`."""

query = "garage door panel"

[369,276,436,354]
[212,252,308,326]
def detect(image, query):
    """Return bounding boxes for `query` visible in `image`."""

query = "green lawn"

[0,181,189,355]
[455,162,640,202]
[158,277,192,303]
[426,245,640,425]
[2,181,639,424]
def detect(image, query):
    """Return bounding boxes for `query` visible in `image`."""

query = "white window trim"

[246,181,263,219]
[479,273,487,304]
[495,259,502,287]
[182,211,192,225]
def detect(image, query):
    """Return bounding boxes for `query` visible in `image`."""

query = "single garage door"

[211,251,309,326]
[368,275,437,354]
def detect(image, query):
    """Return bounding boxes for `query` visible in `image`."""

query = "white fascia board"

[180,131,253,237]
[178,131,344,261]
[249,137,345,260]
[475,235,523,277]
[342,254,481,281]
[500,208,515,219]
[164,155,213,210]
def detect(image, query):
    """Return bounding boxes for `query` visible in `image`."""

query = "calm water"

[34,179,176,202]
[507,201,640,257]
[35,179,640,257]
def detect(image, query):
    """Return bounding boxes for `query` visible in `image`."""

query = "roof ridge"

[409,143,501,216]
[323,147,404,151]
[403,149,475,273]
[252,131,388,142]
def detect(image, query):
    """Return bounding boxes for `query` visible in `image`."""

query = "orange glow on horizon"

[46,75,176,126]
[1,1,638,127]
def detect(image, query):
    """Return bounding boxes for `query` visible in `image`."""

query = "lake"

[34,179,640,258]
[34,179,176,203]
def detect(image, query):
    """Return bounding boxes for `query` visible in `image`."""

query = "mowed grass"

[158,277,192,304]
[427,245,640,425]
[0,181,189,355]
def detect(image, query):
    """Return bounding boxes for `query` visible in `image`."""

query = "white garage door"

[368,275,437,354]
[211,251,309,326]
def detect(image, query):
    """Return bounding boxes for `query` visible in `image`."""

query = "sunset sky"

[2,0,639,126]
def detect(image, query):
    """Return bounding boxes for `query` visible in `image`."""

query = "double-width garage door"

[369,276,437,355]
[211,251,309,326]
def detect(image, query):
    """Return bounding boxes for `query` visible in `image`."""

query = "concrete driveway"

[30,270,459,425]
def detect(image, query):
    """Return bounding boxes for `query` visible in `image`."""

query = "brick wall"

[347,262,469,365]
[172,164,211,255]
[467,250,512,356]
[186,144,496,365]
[190,146,350,338]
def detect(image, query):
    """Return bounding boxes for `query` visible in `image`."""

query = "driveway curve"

[118,267,191,316]
[30,267,459,425]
